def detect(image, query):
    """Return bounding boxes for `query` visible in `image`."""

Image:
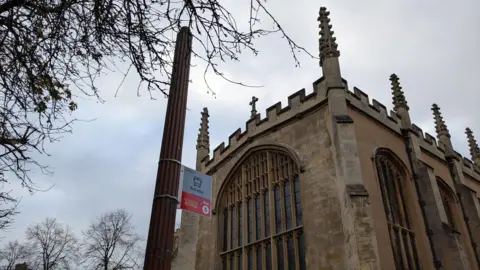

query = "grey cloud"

[2,2,479,267]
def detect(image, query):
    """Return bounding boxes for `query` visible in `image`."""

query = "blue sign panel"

[181,166,212,201]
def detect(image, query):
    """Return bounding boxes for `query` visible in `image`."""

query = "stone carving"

[390,73,409,111]
[466,127,480,162]
[432,104,450,138]
[318,7,340,66]
[197,107,210,150]
[249,96,259,119]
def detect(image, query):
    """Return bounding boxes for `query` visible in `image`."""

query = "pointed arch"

[216,145,306,270]
[374,147,421,270]
[214,143,302,210]
[437,177,458,229]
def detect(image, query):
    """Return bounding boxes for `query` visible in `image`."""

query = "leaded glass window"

[219,149,306,270]
[375,151,420,270]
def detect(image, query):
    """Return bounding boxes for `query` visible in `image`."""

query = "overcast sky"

[1,0,479,263]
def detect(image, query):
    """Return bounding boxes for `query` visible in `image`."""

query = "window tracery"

[375,151,420,270]
[218,149,306,270]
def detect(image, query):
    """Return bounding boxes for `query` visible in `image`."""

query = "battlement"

[408,124,480,180]
[201,78,331,172]
[342,86,480,180]
[345,87,402,133]
[201,77,480,182]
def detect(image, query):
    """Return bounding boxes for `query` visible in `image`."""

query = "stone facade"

[174,6,480,270]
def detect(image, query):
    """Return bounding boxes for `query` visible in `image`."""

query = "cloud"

[1,1,479,267]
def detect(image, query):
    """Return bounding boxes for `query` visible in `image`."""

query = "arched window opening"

[218,149,306,270]
[375,151,420,270]
[437,179,456,230]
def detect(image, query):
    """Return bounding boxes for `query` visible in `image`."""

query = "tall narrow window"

[375,151,420,270]
[219,149,306,270]
[438,179,456,229]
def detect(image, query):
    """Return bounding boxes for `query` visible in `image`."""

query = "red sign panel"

[180,191,211,217]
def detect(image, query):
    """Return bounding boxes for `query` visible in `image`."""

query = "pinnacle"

[390,73,409,111]
[431,104,450,138]
[318,7,340,67]
[197,107,210,150]
[466,127,480,159]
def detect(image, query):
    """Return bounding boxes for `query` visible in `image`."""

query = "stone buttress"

[318,7,380,269]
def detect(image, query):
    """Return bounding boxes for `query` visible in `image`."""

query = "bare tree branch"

[0,240,32,270]
[0,0,313,227]
[81,209,144,270]
[25,218,80,270]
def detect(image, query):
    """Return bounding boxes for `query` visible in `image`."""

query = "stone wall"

[196,74,480,269]
[196,104,353,269]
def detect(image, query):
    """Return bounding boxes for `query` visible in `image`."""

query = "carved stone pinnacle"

[318,7,340,67]
[197,107,210,150]
[431,104,450,138]
[249,96,259,119]
[390,73,409,111]
[466,127,480,160]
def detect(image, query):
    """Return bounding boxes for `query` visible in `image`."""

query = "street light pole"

[144,26,192,270]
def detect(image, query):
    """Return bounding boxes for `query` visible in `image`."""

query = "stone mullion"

[283,233,289,270]
[401,229,414,269]
[405,230,419,270]
[389,164,408,229]
[387,165,411,268]
[293,231,300,270]
[382,161,405,268]
[390,165,416,269]
[378,159,403,267]
[396,171,419,269]
[376,159,395,223]
[397,228,410,270]
[260,157,267,270]
[253,245,259,270]
[278,154,287,233]
[278,154,288,269]
[227,186,232,254]
[261,242,266,270]
[384,161,403,227]
[393,227,405,269]
[266,151,277,270]
[252,156,258,243]
[287,158,297,229]
[388,223,401,267]
[242,165,248,270]
[260,153,267,243]
[394,169,420,268]
[409,230,421,269]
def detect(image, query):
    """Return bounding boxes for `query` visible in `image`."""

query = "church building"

[173,6,480,270]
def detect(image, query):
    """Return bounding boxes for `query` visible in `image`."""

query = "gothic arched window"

[437,178,456,230]
[218,149,306,270]
[375,150,420,270]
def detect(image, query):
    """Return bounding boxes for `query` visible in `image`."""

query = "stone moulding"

[201,77,480,182]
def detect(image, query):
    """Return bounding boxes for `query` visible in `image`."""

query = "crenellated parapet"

[340,79,480,181]
[201,77,480,181]
[199,6,480,185]
[345,87,402,133]
[200,80,329,173]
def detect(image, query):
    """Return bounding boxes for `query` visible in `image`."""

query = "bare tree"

[0,240,31,270]
[81,209,143,270]
[25,218,79,270]
[0,176,19,232]
[0,0,312,229]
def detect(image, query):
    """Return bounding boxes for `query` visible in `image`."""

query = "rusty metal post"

[144,26,192,270]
